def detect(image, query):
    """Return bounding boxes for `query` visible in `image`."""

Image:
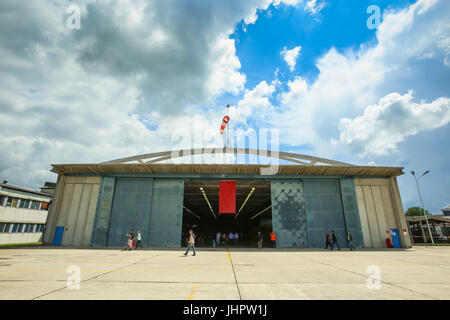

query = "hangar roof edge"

[50,163,404,177]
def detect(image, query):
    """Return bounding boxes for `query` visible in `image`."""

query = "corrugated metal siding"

[354,177,409,248]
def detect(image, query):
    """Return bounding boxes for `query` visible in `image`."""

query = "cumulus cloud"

[266,0,450,161]
[0,0,306,188]
[280,46,302,72]
[229,81,277,124]
[336,91,450,157]
[1,0,450,191]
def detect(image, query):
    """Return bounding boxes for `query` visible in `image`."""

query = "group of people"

[325,231,356,251]
[123,229,144,251]
[213,231,239,247]
[256,230,356,250]
[123,228,356,252]
[257,231,281,248]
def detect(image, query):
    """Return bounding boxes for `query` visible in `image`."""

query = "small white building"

[0,181,52,245]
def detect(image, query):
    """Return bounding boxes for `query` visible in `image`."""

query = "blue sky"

[228,0,449,214]
[233,0,418,88]
[0,0,449,214]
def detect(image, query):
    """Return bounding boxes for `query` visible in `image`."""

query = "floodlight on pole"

[411,170,434,244]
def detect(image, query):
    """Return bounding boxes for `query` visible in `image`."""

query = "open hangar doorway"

[181,180,272,247]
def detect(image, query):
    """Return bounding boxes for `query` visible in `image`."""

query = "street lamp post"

[411,170,434,245]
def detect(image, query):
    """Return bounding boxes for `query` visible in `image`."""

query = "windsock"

[220,116,230,135]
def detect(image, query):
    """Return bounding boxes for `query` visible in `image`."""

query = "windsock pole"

[226,104,230,148]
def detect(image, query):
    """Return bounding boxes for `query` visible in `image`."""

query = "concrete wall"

[0,207,47,224]
[355,177,411,248]
[0,232,43,245]
[43,175,101,246]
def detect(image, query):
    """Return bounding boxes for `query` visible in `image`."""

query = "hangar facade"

[43,148,412,249]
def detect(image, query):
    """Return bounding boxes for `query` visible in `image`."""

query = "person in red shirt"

[270,232,276,248]
[325,232,331,250]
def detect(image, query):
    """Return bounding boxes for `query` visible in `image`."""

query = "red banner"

[219,181,236,214]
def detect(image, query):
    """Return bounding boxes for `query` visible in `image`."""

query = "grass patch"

[0,242,43,248]
[413,243,450,246]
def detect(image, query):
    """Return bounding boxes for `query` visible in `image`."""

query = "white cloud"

[336,91,450,157]
[1,0,450,190]
[280,46,302,72]
[229,81,277,124]
[266,0,450,161]
[305,0,326,15]
[0,0,305,188]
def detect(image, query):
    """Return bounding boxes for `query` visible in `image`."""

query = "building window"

[6,197,12,207]
[30,201,40,210]
[0,195,6,206]
[25,224,33,233]
[41,202,49,210]
[19,199,30,209]
[12,223,25,233]
[1,223,12,233]
[0,223,5,232]
[12,197,19,208]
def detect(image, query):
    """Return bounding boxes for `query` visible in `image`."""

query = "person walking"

[325,232,331,250]
[270,231,276,248]
[234,232,239,245]
[122,229,134,251]
[347,231,355,251]
[228,232,234,246]
[124,229,135,251]
[184,229,196,256]
[330,230,341,251]
[216,232,221,246]
[298,236,304,248]
[257,231,264,249]
[134,230,144,250]
[221,233,227,246]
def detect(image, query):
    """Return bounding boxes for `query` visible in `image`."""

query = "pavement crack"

[30,254,159,300]
[303,255,439,300]
[227,248,242,300]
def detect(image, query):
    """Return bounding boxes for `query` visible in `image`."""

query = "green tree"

[405,206,431,216]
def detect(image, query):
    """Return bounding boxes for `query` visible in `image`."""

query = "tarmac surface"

[0,246,449,300]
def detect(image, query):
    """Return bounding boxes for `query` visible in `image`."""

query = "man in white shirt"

[135,230,143,250]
